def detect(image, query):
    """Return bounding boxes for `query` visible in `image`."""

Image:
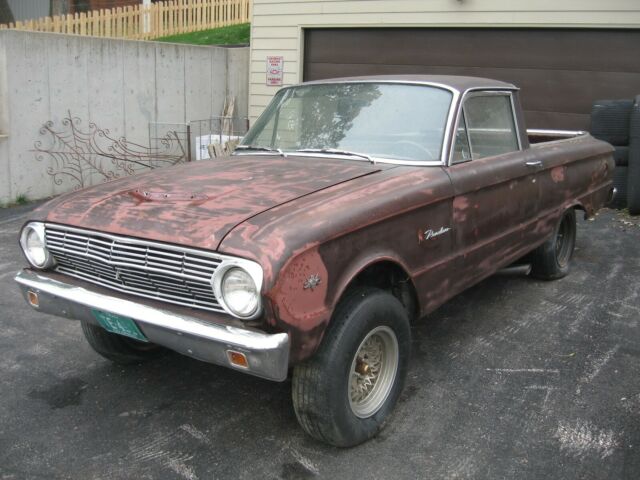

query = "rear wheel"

[530,208,576,280]
[81,320,165,365]
[292,287,411,447]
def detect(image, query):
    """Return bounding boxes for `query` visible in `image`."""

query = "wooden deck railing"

[0,0,251,40]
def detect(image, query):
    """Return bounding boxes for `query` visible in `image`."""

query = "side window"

[452,111,471,163]
[463,94,519,159]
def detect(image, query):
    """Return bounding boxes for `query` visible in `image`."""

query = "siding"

[71,1,142,13]
[5,0,141,21]
[249,0,640,120]
[7,0,49,22]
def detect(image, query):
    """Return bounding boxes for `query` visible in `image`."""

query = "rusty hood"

[32,155,386,250]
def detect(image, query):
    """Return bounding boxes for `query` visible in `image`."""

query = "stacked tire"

[590,99,633,209]
[629,96,640,215]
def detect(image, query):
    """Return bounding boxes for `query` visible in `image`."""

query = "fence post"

[169,0,174,35]
[142,0,151,36]
[103,9,109,37]
[93,10,99,37]
[126,5,133,38]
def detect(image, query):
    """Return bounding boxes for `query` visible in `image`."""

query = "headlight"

[212,260,263,320]
[19,222,56,269]
[221,268,259,317]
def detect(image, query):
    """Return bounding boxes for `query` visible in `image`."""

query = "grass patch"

[1,193,29,208]
[155,23,250,46]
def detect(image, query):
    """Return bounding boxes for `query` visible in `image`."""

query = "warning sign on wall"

[266,56,284,86]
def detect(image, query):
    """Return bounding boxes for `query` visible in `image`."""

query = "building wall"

[70,0,143,13]
[249,0,640,121]
[6,0,49,22]
[5,1,143,22]
[0,30,249,204]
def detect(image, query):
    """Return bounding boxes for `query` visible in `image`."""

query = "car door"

[445,90,540,290]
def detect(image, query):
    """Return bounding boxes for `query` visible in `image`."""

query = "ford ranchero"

[15,76,615,446]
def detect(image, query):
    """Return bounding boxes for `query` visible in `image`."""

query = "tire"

[611,166,629,209]
[613,146,629,167]
[81,320,165,365]
[628,103,640,215]
[292,287,411,447]
[590,99,633,146]
[530,208,576,280]
[631,96,640,140]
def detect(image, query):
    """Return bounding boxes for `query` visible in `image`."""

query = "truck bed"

[527,129,588,145]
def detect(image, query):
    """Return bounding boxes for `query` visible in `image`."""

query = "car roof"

[297,75,518,92]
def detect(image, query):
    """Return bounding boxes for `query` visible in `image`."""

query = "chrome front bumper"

[15,269,289,381]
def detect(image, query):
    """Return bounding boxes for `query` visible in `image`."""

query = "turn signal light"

[27,291,39,308]
[227,350,249,369]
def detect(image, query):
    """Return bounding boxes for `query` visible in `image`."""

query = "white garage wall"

[249,0,640,121]
[6,0,50,22]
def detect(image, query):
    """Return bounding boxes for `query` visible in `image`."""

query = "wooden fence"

[0,0,251,40]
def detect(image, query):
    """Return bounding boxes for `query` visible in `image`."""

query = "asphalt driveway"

[0,205,639,479]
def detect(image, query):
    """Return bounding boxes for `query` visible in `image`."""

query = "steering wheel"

[395,140,437,161]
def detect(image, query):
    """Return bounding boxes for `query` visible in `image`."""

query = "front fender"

[266,244,413,363]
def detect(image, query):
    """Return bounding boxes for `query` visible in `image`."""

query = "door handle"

[525,160,543,167]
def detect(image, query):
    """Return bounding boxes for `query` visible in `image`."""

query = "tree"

[0,0,14,24]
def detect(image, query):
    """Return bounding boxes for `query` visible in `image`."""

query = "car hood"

[33,155,386,250]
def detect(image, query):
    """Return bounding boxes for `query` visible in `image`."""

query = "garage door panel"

[305,28,640,74]
[524,111,590,132]
[304,61,640,115]
[304,28,640,130]
[507,70,640,115]
[304,62,436,80]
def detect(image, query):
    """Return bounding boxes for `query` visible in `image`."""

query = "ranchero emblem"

[303,274,322,290]
[423,226,451,240]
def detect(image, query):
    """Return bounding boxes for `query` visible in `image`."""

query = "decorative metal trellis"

[32,111,188,189]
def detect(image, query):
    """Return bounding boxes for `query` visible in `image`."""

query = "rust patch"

[269,247,329,332]
[267,247,331,359]
[453,196,470,222]
[130,189,209,204]
[551,166,566,183]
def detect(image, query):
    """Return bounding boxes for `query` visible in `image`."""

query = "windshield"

[240,83,453,162]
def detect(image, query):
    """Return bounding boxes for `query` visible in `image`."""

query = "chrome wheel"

[348,326,399,418]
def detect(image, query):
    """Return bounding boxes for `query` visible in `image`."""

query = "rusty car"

[15,75,615,447]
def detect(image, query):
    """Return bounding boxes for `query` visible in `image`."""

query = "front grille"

[45,224,225,313]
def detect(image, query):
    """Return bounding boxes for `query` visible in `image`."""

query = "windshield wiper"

[235,145,286,157]
[295,148,375,164]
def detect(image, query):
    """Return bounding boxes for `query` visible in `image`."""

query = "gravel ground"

[0,205,638,480]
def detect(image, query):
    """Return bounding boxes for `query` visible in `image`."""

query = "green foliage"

[0,193,29,208]
[155,23,250,46]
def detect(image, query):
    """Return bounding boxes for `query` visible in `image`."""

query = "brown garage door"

[303,28,640,131]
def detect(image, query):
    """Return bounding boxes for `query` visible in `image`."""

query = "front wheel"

[292,287,411,447]
[530,208,577,280]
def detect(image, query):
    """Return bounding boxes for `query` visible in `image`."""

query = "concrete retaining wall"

[0,30,249,204]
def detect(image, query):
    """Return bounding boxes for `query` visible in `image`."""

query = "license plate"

[91,309,148,342]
